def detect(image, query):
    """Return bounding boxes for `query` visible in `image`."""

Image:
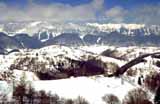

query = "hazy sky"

[0,0,159,24]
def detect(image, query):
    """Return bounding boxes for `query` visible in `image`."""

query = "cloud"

[0,0,104,22]
[105,6,127,23]
[131,4,160,25]
[104,4,160,25]
[0,0,159,25]
[91,0,104,10]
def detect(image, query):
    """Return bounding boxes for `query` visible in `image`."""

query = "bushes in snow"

[10,55,106,80]
[10,56,49,72]
[13,72,29,104]
[74,96,89,104]
[0,70,14,81]
[102,88,152,104]
[13,83,26,104]
[65,99,75,104]
[153,60,160,68]
[12,77,89,104]
[102,94,121,104]
[126,69,137,77]
[122,88,152,104]
[13,85,89,104]
[144,71,160,92]
[154,86,160,104]
[104,62,119,77]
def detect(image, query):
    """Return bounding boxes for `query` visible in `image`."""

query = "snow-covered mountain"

[0,21,160,37]
[0,21,160,54]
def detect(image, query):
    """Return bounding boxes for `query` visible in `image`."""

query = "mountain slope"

[44,33,84,46]
[0,32,22,54]
[14,33,43,49]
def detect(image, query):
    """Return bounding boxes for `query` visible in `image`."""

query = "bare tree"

[154,86,160,104]
[13,84,26,104]
[74,96,89,104]
[26,85,35,104]
[39,90,50,104]
[13,72,27,104]
[144,71,160,92]
[102,94,121,104]
[65,99,74,104]
[123,88,152,104]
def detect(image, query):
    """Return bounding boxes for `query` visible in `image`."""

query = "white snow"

[0,81,13,101]
[13,70,39,81]
[0,45,160,104]
[33,76,135,104]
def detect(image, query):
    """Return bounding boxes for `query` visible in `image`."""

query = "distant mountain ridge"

[0,21,160,54]
[0,21,160,37]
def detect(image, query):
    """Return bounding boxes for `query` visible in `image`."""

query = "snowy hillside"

[0,45,160,103]
[33,76,136,104]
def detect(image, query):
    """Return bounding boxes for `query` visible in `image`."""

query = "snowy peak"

[86,23,145,30]
[86,23,160,36]
[0,21,160,51]
[0,21,160,37]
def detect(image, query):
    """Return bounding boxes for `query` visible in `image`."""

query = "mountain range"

[0,21,160,54]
